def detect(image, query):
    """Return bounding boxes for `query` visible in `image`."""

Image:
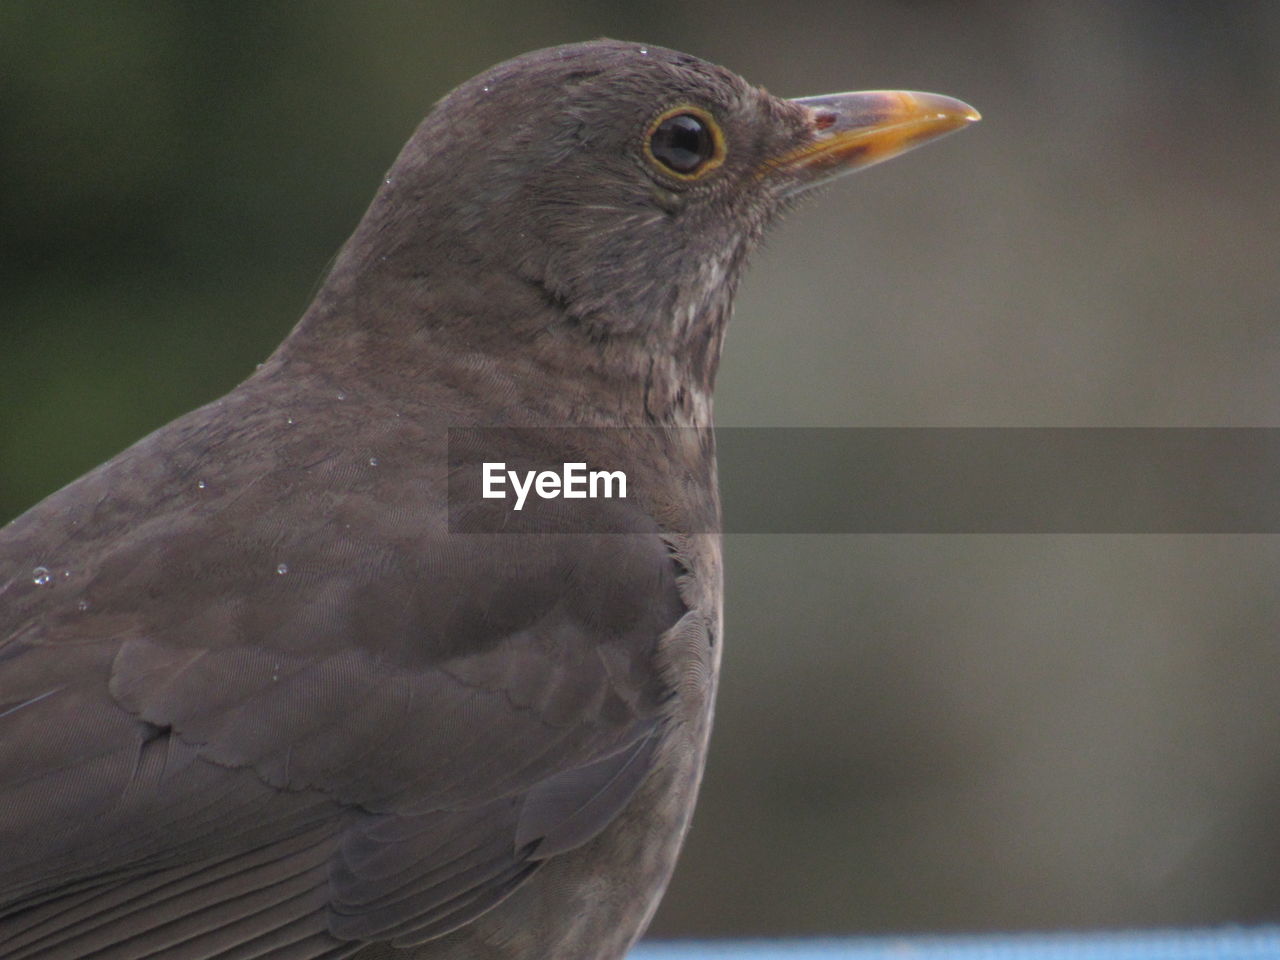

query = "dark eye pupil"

[650,113,713,174]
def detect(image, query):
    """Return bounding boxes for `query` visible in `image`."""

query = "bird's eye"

[650,115,711,172]
[645,107,725,179]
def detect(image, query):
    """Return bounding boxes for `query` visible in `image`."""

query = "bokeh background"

[4,0,1280,940]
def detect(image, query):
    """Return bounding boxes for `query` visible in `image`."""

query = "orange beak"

[771,90,980,190]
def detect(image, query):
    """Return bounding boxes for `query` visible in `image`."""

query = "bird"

[0,39,977,960]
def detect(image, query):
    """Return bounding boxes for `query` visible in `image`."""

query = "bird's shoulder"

[1,362,692,798]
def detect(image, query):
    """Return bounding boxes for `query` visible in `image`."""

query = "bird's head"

[298,40,977,400]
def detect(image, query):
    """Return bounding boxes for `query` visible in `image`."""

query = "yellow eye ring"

[644,105,726,180]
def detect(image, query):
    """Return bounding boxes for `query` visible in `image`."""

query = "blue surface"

[634,928,1280,959]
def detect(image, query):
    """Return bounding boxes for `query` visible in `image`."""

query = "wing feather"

[0,384,687,958]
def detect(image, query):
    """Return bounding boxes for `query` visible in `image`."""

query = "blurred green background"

[4,0,1280,940]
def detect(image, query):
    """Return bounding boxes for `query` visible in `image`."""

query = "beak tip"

[918,92,981,127]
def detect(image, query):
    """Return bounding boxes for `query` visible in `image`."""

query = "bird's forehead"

[464,40,763,120]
